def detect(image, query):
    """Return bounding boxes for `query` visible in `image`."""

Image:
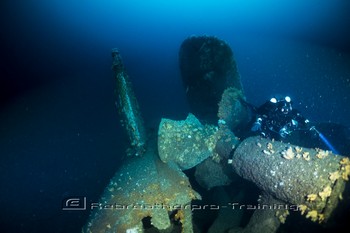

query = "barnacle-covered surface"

[158,113,219,170]
[83,143,201,233]
[232,136,349,223]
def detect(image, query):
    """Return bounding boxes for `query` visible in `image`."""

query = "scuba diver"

[249,95,341,154]
[250,95,313,140]
[247,95,342,154]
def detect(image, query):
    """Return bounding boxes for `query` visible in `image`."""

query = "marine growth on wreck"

[83,36,350,233]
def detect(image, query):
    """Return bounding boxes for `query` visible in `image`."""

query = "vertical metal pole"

[111,48,146,156]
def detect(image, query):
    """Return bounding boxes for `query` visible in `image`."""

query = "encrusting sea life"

[281,147,294,160]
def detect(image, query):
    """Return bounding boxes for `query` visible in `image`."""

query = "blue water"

[1,0,350,232]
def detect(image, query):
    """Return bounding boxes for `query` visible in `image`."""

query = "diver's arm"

[293,110,311,130]
[251,117,263,132]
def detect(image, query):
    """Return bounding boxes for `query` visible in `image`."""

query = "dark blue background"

[1,0,350,232]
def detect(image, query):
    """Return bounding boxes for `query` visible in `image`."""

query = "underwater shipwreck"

[82,36,350,233]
